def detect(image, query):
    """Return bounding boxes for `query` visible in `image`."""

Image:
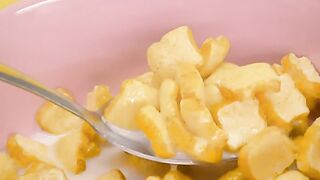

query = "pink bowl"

[0,0,320,148]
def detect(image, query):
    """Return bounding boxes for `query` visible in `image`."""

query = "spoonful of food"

[0,63,236,165]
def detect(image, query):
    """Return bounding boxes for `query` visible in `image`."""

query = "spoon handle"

[0,63,102,129]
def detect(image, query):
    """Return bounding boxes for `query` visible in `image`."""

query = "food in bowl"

[1,26,320,179]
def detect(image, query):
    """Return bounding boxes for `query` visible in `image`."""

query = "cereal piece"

[218,168,244,180]
[306,97,318,110]
[145,169,191,180]
[163,169,191,180]
[293,136,304,148]
[176,63,205,101]
[217,99,266,150]
[136,105,175,158]
[20,163,67,180]
[167,116,225,163]
[282,53,320,100]
[135,72,157,87]
[282,53,320,110]
[272,63,283,75]
[147,26,202,82]
[55,130,90,174]
[198,36,230,78]
[104,79,158,129]
[159,79,180,119]
[146,176,162,180]
[160,80,225,162]
[258,74,309,133]
[86,85,112,111]
[7,134,53,167]
[204,84,224,109]
[204,62,239,86]
[291,118,310,137]
[36,88,102,147]
[180,97,222,139]
[127,154,170,177]
[219,63,280,99]
[160,79,224,161]
[238,127,296,180]
[75,123,102,158]
[0,152,18,180]
[160,79,225,162]
[296,117,320,178]
[97,169,126,180]
[204,84,234,121]
[275,170,309,180]
[83,142,101,159]
[159,78,225,162]
[36,88,83,134]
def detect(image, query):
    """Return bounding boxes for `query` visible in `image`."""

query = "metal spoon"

[0,63,236,165]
